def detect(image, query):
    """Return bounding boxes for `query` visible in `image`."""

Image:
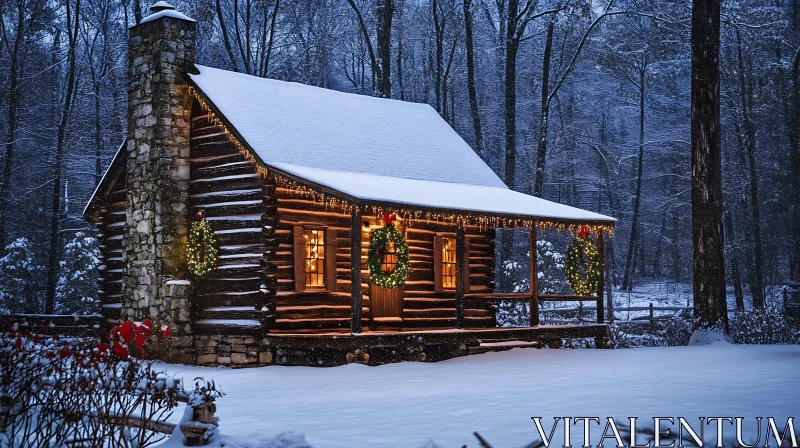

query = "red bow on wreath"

[382,211,396,226]
[578,225,590,239]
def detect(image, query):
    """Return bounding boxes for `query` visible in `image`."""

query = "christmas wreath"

[564,227,602,296]
[187,210,219,278]
[368,222,410,289]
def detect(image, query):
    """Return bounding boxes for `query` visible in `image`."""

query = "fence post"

[649,303,654,328]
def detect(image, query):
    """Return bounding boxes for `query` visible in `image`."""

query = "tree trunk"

[433,0,443,111]
[346,0,379,94]
[791,49,800,280]
[45,0,81,313]
[532,21,554,197]
[396,19,405,101]
[463,0,484,157]
[691,0,728,331]
[735,29,764,307]
[216,0,240,72]
[260,0,280,77]
[622,65,646,291]
[376,0,394,98]
[724,203,745,311]
[503,0,520,189]
[0,8,22,251]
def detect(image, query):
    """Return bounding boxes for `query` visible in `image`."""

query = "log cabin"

[83,2,616,366]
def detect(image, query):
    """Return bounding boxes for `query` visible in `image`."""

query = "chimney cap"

[150,1,175,12]
[137,1,196,25]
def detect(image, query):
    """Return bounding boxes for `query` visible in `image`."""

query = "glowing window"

[441,237,456,289]
[304,229,325,287]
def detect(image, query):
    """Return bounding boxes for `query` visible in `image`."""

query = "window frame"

[434,232,470,293]
[293,225,337,293]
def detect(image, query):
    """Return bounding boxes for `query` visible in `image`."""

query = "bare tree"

[45,0,81,313]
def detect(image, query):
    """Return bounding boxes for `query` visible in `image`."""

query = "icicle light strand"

[189,86,615,236]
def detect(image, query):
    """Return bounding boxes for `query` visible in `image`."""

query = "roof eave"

[83,139,127,220]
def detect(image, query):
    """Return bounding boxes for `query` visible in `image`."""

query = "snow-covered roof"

[190,65,615,224]
[272,163,614,223]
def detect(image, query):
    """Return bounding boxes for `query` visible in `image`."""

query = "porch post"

[455,222,466,328]
[529,226,539,326]
[350,207,363,334]
[596,230,605,323]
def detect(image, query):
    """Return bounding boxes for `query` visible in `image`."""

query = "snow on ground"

[160,344,800,448]
[545,281,771,323]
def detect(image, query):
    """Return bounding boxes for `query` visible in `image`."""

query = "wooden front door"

[370,284,404,318]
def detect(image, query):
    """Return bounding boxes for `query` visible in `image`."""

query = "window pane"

[441,237,456,289]
[304,229,325,287]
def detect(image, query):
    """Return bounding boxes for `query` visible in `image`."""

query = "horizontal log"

[192,161,255,178]
[195,290,273,307]
[198,277,265,294]
[190,140,240,159]
[272,317,352,331]
[190,176,262,194]
[190,188,263,206]
[191,153,246,169]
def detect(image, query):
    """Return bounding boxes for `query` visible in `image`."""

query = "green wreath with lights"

[368,224,410,289]
[187,216,219,278]
[564,235,602,296]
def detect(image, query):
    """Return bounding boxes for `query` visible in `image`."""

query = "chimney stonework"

[124,4,196,363]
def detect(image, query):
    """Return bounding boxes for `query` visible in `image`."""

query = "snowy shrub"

[609,317,693,348]
[497,240,569,327]
[729,306,799,345]
[0,238,43,314]
[0,319,183,447]
[55,233,101,314]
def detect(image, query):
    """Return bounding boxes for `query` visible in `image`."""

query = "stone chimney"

[124,2,196,362]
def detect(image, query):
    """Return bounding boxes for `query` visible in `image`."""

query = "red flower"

[13,337,22,350]
[119,321,135,343]
[95,342,108,355]
[59,348,72,359]
[108,325,118,340]
[160,325,172,339]
[45,351,55,359]
[33,334,40,344]
[113,342,129,358]
[142,318,153,335]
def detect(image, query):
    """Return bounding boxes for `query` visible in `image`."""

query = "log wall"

[95,168,127,323]
[188,100,276,342]
[272,195,498,331]
[185,98,497,339]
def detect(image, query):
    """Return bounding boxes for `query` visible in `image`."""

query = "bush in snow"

[609,317,693,348]
[0,319,184,447]
[0,238,43,314]
[55,232,101,314]
[497,240,569,327]
[729,306,799,345]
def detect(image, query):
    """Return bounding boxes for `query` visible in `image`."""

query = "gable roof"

[86,65,615,225]
[190,65,506,188]
[189,66,614,225]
